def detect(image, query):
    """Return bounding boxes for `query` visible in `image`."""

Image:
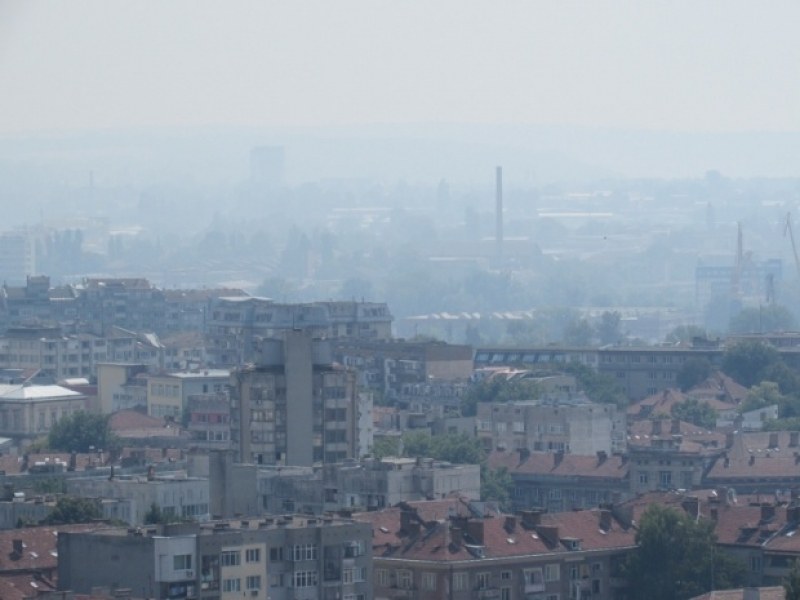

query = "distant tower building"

[0,231,35,285]
[250,145,285,187]
[495,166,504,258]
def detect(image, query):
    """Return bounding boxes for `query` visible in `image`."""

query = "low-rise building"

[146,369,230,420]
[207,451,480,518]
[322,457,481,512]
[0,383,88,441]
[58,515,373,600]
[477,400,626,456]
[488,449,630,513]
[355,498,636,600]
[65,469,210,525]
[627,419,725,494]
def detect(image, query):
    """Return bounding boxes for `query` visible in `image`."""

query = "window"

[544,564,560,582]
[293,571,318,588]
[293,544,318,561]
[269,547,283,561]
[659,471,672,487]
[397,570,413,589]
[173,554,192,570]
[245,548,260,563]
[222,578,241,592]
[501,587,511,600]
[524,569,543,585]
[269,574,284,588]
[453,572,468,591]
[477,572,491,590]
[422,572,437,591]
[501,571,512,581]
[376,569,390,587]
[220,550,240,566]
[344,540,364,558]
[246,575,261,590]
[546,595,560,600]
[638,472,649,485]
[750,556,763,572]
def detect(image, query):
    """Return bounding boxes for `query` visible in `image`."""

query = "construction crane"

[784,212,800,280]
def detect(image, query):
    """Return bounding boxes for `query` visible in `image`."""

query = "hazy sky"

[2,1,800,136]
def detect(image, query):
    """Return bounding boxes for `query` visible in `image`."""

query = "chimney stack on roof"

[681,496,700,519]
[769,432,779,449]
[449,524,462,548]
[652,420,662,436]
[11,539,22,560]
[466,520,485,545]
[598,509,612,532]
[786,504,800,524]
[596,450,608,465]
[504,516,517,533]
[670,418,681,435]
[554,450,564,467]
[760,503,776,523]
[400,509,420,537]
[520,509,543,529]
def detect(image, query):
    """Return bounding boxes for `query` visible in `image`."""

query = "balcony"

[478,588,502,599]
[524,583,546,593]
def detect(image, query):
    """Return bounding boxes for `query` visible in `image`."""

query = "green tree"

[677,358,712,391]
[739,381,786,414]
[461,378,541,417]
[563,318,594,346]
[671,399,717,429]
[564,363,627,407]
[786,559,800,600]
[401,431,433,459]
[371,437,401,460]
[597,311,622,345]
[624,504,745,600]
[48,411,116,453]
[480,465,513,510]
[41,496,102,525]
[400,431,485,464]
[729,305,796,334]
[666,325,708,344]
[721,340,782,388]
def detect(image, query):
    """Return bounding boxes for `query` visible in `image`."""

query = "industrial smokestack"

[495,166,503,258]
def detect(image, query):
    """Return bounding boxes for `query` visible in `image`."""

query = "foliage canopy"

[624,504,745,600]
[47,411,116,453]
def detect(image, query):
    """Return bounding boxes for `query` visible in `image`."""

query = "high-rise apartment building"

[230,330,360,467]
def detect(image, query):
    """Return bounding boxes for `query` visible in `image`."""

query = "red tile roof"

[354,498,636,563]
[0,573,56,600]
[628,387,736,419]
[487,449,629,480]
[0,523,100,574]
